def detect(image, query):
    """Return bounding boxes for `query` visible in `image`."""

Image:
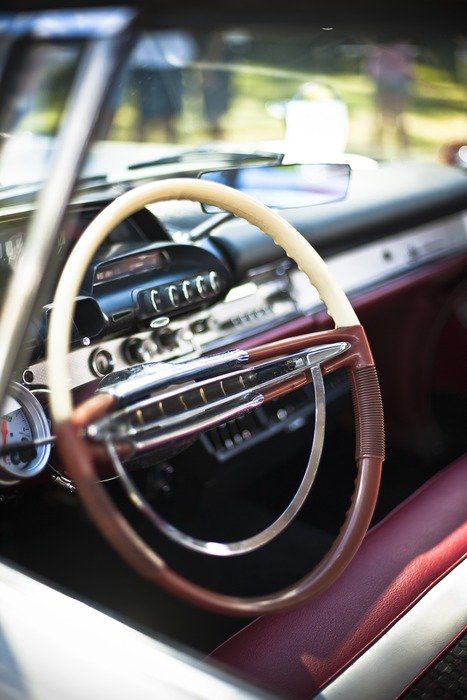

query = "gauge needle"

[1,418,8,463]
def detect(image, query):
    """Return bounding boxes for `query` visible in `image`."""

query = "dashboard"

[1,161,467,488]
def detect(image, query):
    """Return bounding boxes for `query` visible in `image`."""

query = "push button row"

[137,270,220,319]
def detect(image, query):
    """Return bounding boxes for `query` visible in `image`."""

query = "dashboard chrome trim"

[23,210,467,395]
[294,211,467,316]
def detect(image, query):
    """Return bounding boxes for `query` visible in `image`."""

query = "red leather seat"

[210,455,467,698]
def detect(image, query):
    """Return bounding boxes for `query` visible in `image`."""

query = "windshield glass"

[0,40,81,190]
[0,27,466,190]
[107,29,465,167]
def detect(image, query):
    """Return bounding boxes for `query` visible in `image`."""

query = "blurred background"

[8,28,467,165]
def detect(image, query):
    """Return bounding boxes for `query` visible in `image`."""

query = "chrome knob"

[195,274,209,298]
[123,337,158,364]
[157,328,179,351]
[90,348,115,377]
[167,284,181,308]
[181,279,194,302]
[208,270,220,293]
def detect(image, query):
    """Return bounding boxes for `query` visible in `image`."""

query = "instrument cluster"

[0,383,52,485]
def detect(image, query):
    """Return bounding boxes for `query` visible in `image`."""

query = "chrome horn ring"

[103,364,326,556]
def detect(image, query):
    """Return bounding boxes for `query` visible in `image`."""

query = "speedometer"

[0,383,51,484]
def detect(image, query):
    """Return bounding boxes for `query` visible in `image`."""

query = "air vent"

[200,371,349,462]
[201,386,314,461]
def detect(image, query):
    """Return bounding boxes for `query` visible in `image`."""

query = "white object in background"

[283,82,349,160]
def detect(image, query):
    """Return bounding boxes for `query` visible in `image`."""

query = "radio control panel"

[26,263,303,390]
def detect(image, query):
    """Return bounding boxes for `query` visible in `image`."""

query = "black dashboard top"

[144,162,467,278]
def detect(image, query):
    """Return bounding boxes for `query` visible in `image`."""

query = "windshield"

[1,26,466,190]
[0,40,82,190]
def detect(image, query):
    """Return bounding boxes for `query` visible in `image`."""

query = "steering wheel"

[47,178,384,616]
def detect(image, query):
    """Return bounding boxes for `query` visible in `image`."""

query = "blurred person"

[436,37,467,167]
[365,42,415,155]
[127,31,195,142]
[199,33,232,140]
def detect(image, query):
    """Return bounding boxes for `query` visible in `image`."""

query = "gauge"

[0,383,51,484]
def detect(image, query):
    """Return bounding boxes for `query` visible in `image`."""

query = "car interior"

[0,2,465,698]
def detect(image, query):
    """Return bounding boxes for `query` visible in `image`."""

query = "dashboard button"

[150,289,162,311]
[181,279,194,302]
[157,328,179,351]
[195,274,209,298]
[167,284,181,308]
[208,270,220,293]
[138,288,162,317]
[123,337,158,364]
[89,348,115,377]
[191,318,209,334]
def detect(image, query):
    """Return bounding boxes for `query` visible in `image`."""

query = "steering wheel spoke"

[86,340,348,453]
